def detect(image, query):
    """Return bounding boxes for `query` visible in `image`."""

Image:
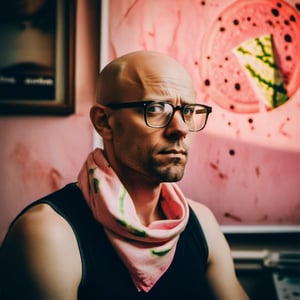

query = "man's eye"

[147,104,165,113]
[183,106,194,116]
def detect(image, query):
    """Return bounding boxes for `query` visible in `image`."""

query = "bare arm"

[189,200,249,300]
[0,204,82,300]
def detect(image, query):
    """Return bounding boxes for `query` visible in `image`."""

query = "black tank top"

[13,183,212,299]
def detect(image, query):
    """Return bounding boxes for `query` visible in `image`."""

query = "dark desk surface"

[225,232,300,300]
[237,268,277,300]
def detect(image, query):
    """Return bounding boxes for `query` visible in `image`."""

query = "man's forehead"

[97,51,195,103]
[117,51,190,81]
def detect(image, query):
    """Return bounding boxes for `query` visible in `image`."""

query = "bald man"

[0,51,249,299]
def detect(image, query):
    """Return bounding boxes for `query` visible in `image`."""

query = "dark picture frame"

[0,0,76,115]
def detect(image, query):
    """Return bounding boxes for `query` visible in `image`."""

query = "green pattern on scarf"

[88,168,99,193]
[93,178,99,193]
[119,186,127,216]
[151,248,171,257]
[116,219,147,237]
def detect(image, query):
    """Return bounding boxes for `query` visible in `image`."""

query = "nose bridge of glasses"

[166,104,189,129]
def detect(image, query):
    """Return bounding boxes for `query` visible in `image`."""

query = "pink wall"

[1,0,300,245]
[106,0,300,226]
[0,0,99,243]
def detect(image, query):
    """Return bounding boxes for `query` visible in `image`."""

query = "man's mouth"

[159,148,187,156]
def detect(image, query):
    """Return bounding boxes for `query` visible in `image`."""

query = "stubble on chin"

[151,156,187,182]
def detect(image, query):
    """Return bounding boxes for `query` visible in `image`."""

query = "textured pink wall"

[0,0,99,243]
[107,0,300,226]
[1,0,299,245]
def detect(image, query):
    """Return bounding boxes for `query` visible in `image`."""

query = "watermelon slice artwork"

[200,0,300,113]
[233,34,289,110]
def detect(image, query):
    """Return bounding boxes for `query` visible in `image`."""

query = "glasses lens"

[183,105,208,131]
[145,102,173,127]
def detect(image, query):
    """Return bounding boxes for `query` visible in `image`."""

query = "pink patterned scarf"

[77,149,189,292]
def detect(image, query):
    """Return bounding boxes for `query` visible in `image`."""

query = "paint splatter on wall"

[107,0,300,226]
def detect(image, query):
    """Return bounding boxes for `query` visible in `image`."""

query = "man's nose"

[165,110,189,137]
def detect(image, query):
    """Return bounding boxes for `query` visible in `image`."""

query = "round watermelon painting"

[200,0,300,113]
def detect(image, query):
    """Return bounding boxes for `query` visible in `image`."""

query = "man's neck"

[126,182,165,226]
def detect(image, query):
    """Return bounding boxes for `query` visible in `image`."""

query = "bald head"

[96,51,195,105]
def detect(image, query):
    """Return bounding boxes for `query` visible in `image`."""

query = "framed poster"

[0,0,76,115]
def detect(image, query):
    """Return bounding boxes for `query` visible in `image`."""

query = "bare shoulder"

[187,199,250,299]
[8,203,70,237]
[4,203,79,255]
[0,203,81,299]
[187,198,220,230]
[187,198,212,216]
[187,198,229,259]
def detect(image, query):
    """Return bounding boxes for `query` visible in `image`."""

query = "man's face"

[104,58,195,185]
[108,103,191,184]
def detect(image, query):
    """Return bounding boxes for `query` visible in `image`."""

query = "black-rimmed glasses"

[105,101,212,132]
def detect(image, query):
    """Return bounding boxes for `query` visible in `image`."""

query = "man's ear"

[90,104,112,140]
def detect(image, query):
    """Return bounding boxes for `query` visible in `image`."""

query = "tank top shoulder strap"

[187,206,209,264]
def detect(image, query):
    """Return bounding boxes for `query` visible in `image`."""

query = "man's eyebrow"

[148,99,191,105]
